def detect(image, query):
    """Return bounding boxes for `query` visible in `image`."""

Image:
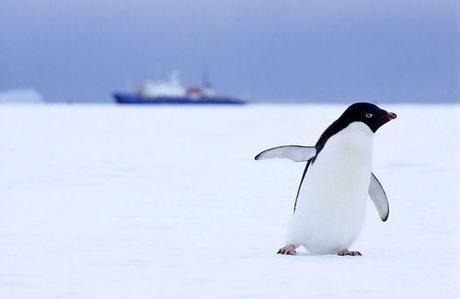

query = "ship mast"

[202,69,212,89]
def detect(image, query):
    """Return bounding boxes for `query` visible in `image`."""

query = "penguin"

[255,102,397,256]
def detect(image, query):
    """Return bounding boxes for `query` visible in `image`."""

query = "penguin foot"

[337,249,362,256]
[277,245,297,255]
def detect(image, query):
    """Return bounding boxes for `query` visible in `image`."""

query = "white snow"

[0,104,459,298]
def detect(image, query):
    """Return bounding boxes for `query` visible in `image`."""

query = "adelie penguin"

[255,102,397,256]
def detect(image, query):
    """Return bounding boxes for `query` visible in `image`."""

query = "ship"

[113,72,245,105]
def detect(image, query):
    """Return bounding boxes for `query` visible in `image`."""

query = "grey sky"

[0,0,458,102]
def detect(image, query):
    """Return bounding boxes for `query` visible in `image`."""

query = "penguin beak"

[387,112,397,120]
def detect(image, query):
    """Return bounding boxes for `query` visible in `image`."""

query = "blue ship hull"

[114,93,246,105]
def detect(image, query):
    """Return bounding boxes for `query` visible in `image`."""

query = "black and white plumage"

[255,102,397,255]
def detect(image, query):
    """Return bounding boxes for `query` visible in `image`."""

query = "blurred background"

[0,0,458,104]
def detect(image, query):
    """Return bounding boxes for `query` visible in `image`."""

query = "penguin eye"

[365,113,373,118]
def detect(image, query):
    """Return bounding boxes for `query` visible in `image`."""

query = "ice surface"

[0,104,459,298]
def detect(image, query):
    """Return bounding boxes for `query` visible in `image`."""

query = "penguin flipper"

[368,173,389,222]
[254,145,316,162]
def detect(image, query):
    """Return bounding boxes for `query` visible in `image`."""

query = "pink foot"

[337,249,362,256]
[277,244,297,255]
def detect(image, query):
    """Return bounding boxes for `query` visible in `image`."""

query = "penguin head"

[341,102,397,133]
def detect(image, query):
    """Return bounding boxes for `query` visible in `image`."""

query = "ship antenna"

[202,68,211,88]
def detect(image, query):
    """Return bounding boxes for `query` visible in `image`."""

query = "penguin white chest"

[287,122,374,254]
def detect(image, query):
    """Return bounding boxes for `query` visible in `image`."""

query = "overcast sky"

[0,0,458,102]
